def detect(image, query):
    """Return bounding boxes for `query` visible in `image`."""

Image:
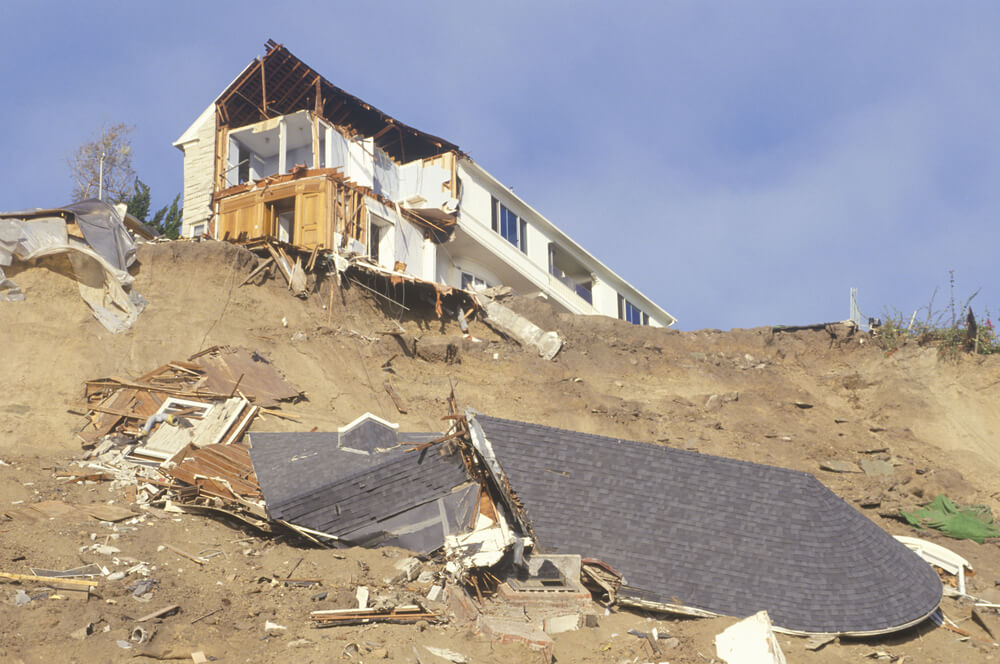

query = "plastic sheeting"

[0,200,146,332]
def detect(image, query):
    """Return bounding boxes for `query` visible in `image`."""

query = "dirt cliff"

[2,239,999,663]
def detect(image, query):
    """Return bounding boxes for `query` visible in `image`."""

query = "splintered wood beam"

[232,90,266,118]
[396,125,407,163]
[261,57,268,117]
[332,107,353,126]
[219,59,262,107]
[323,99,344,122]
[314,76,322,115]
[371,123,396,141]
[268,62,311,111]
[282,73,321,113]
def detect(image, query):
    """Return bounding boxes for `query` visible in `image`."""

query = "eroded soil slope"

[2,240,999,663]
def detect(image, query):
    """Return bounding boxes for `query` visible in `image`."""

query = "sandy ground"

[2,239,1000,663]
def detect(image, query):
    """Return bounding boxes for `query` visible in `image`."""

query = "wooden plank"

[136,605,181,623]
[162,544,206,566]
[0,572,97,588]
[384,377,407,414]
[238,257,274,287]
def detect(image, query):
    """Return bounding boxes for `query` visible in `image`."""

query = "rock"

[661,636,680,649]
[415,337,461,364]
[793,401,813,409]
[70,623,94,640]
[858,495,882,508]
[820,460,861,473]
[369,647,389,659]
[804,634,836,651]
[860,458,893,476]
[290,330,308,343]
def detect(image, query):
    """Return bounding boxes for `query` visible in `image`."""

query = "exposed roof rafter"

[217,41,460,163]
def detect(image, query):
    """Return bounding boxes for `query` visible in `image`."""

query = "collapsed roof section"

[248,414,478,553]
[466,413,943,636]
[217,40,459,164]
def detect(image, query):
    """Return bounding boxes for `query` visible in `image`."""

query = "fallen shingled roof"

[468,414,942,636]
[249,414,477,552]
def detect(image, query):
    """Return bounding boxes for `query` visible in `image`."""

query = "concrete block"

[542,613,581,634]
[478,615,553,663]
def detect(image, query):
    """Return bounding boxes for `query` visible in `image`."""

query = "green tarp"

[901,494,999,543]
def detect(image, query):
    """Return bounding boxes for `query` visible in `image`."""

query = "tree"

[120,179,182,239]
[150,193,182,239]
[68,123,136,202]
[124,179,152,221]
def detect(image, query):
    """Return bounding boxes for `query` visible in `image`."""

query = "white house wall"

[454,159,674,327]
[174,103,217,237]
[364,198,433,280]
[347,137,374,189]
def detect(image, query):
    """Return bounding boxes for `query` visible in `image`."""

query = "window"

[461,272,488,291]
[191,223,206,237]
[237,145,250,184]
[491,197,527,253]
[618,294,646,325]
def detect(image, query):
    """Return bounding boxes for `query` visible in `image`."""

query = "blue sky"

[4,2,999,330]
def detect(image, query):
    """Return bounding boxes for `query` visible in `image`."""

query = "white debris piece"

[394,556,421,582]
[424,645,469,663]
[715,610,787,664]
[894,535,973,595]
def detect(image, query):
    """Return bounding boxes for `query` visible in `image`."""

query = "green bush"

[873,272,997,359]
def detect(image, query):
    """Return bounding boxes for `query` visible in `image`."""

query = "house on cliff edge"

[174,40,675,327]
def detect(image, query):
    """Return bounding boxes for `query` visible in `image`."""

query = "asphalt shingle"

[473,414,942,635]
[248,427,472,551]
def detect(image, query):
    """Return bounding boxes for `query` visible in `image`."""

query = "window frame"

[618,294,646,325]
[491,196,527,254]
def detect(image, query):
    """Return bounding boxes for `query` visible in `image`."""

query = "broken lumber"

[136,605,181,623]
[0,572,98,588]
[239,257,274,287]
[310,606,438,627]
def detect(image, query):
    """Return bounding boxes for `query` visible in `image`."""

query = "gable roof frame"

[215,40,460,164]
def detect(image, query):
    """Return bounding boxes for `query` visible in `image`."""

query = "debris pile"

[0,199,149,331]
[51,346,992,660]
[72,346,301,528]
[227,234,564,359]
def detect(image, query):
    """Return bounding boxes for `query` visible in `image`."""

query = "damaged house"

[174,40,676,327]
